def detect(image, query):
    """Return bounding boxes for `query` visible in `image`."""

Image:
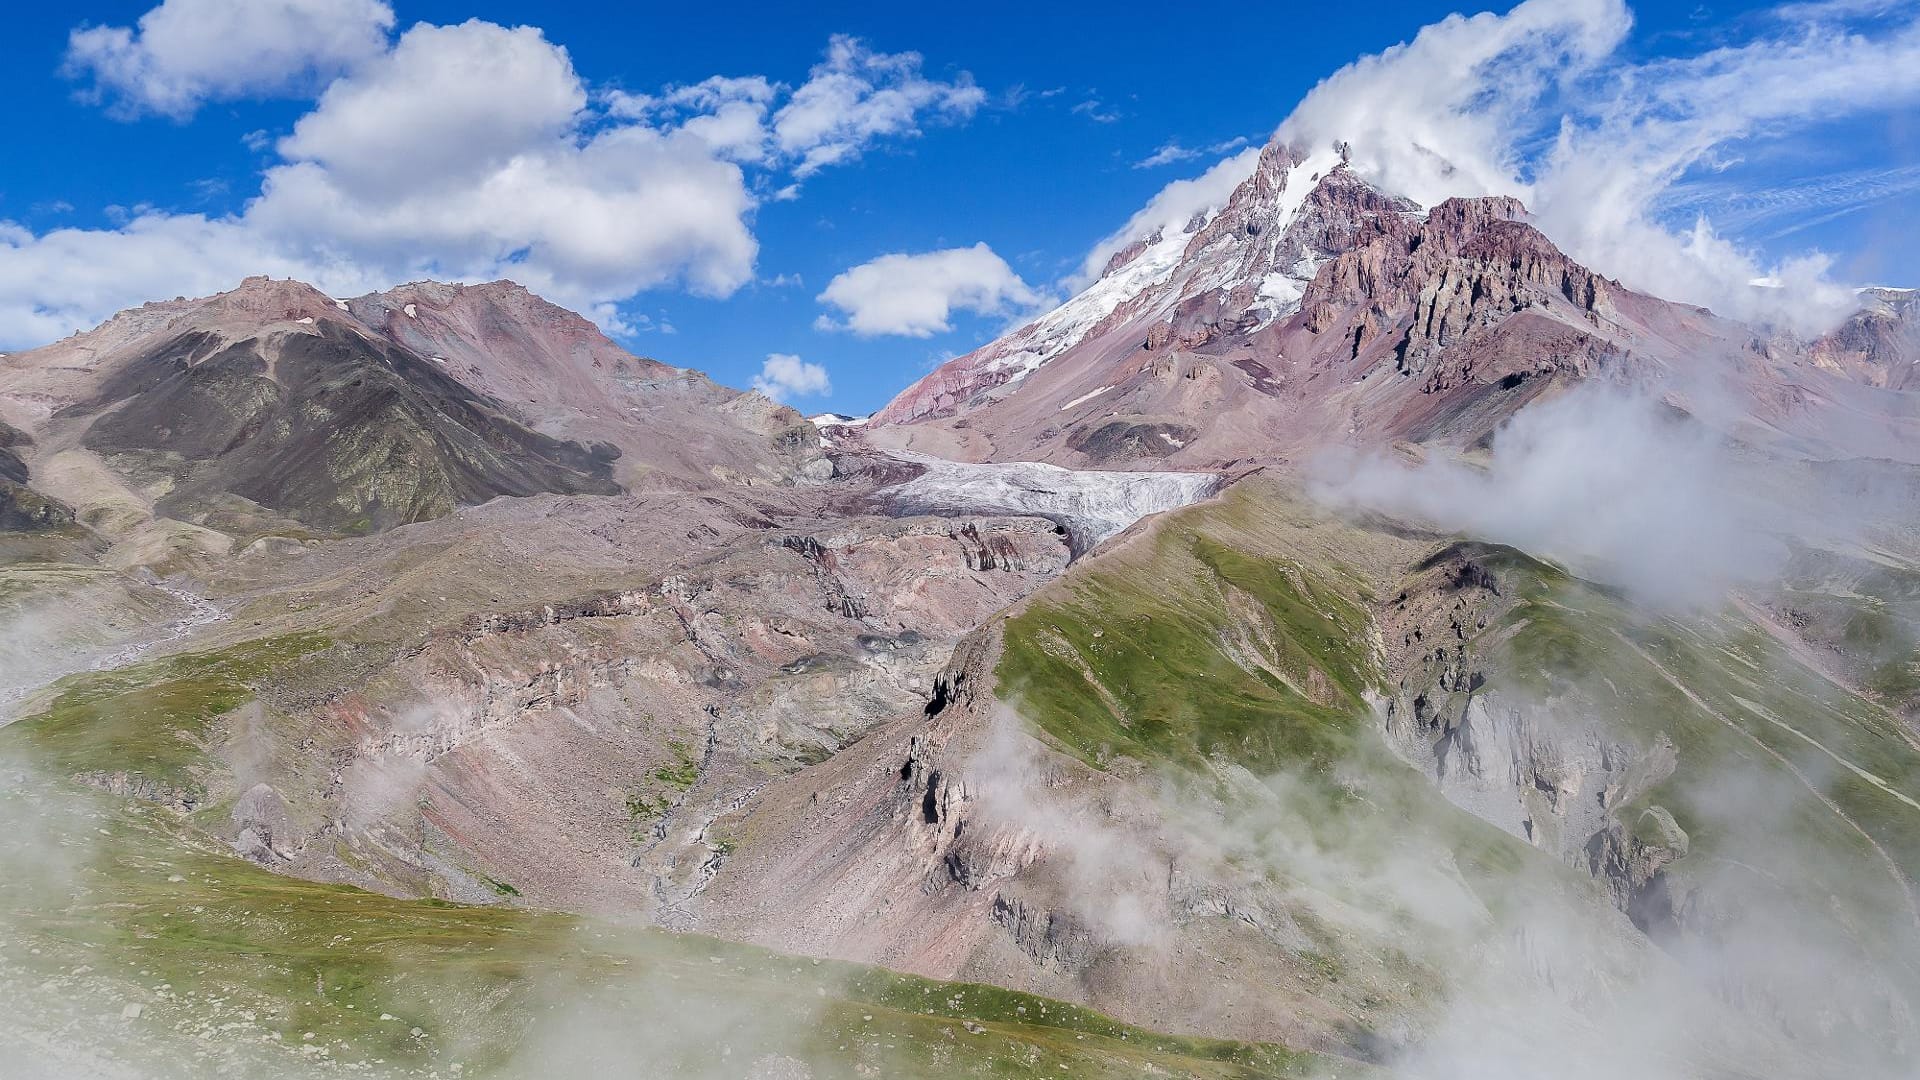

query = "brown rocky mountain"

[0,276,827,553]
[871,138,1920,469]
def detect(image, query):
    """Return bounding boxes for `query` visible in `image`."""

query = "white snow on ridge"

[883,450,1218,551]
[981,226,1192,384]
[1258,272,1304,309]
[973,146,1346,393]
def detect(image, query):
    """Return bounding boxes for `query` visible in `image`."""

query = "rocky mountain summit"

[873,135,1919,470]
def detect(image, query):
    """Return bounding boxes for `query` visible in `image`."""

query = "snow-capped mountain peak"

[876,137,1415,426]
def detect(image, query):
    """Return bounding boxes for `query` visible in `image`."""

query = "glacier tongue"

[881,451,1219,555]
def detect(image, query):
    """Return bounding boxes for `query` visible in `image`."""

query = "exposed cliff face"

[1808,287,1920,391]
[1296,195,1617,389]
[0,418,73,532]
[1377,544,1687,921]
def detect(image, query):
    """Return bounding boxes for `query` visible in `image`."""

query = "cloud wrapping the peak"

[1276,0,1920,333]
[751,353,831,401]
[1075,146,1261,289]
[65,0,396,118]
[816,243,1044,337]
[1279,0,1631,208]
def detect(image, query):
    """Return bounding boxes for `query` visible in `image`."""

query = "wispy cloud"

[1660,163,1920,238]
[1071,98,1119,123]
[1133,135,1250,169]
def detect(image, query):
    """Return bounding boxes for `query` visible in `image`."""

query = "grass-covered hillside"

[0,628,1357,1079]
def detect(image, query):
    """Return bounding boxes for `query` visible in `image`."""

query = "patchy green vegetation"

[0,781,1354,1079]
[999,519,1378,775]
[1476,560,1920,984]
[623,738,701,834]
[653,738,700,788]
[0,612,1354,1076]
[1,633,332,794]
[624,791,671,821]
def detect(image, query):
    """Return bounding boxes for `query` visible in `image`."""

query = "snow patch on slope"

[883,450,1218,553]
[1058,385,1114,411]
[987,145,1345,387]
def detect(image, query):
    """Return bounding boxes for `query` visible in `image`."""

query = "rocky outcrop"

[1808,287,1920,390]
[0,420,74,533]
[1379,544,1684,914]
[232,782,298,864]
[1297,195,1618,389]
[990,892,1099,971]
[1585,807,1689,935]
[73,769,202,813]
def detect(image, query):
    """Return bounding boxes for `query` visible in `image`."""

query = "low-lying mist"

[1309,382,1791,607]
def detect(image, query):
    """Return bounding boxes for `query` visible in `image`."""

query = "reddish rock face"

[1807,288,1920,391]
[870,133,1920,470]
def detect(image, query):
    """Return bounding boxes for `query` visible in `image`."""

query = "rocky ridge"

[870,133,1920,470]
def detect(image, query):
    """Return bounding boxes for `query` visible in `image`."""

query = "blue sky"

[3,1,1917,414]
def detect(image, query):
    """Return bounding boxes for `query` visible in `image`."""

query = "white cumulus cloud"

[64,0,396,118]
[614,35,985,181]
[816,243,1044,337]
[276,20,585,198]
[3,13,989,350]
[751,353,831,401]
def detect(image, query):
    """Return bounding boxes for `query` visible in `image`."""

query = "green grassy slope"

[0,784,1348,1079]
[998,483,1384,776]
[0,628,1354,1079]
